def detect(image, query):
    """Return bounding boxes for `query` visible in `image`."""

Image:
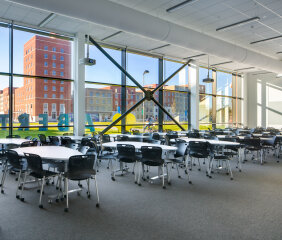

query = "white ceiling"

[1,0,282,74]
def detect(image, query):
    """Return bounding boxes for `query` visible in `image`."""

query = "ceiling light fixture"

[276,51,282,54]
[210,61,233,67]
[184,53,206,59]
[216,17,260,32]
[250,35,282,44]
[101,31,123,41]
[203,55,214,83]
[234,67,255,71]
[148,44,170,51]
[166,0,198,13]
[38,13,56,27]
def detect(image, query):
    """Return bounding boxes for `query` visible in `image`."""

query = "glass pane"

[217,71,232,96]
[85,84,121,134]
[164,60,188,89]
[13,30,72,78]
[199,94,212,125]
[0,76,10,137]
[216,96,232,127]
[126,52,158,87]
[199,67,213,94]
[85,45,121,84]
[163,90,188,130]
[13,77,74,137]
[0,25,9,73]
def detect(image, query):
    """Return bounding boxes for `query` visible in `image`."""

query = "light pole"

[142,70,149,130]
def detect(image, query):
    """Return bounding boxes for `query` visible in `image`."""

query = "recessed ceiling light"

[101,31,122,41]
[148,44,170,51]
[216,17,260,32]
[38,13,56,27]
[250,35,282,44]
[166,0,198,13]
[210,61,233,67]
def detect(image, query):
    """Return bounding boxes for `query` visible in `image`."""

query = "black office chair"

[139,146,166,188]
[25,136,32,140]
[61,137,74,146]
[115,144,141,183]
[24,153,58,209]
[187,132,200,138]
[38,134,49,145]
[6,135,21,138]
[116,135,129,141]
[165,134,178,146]
[168,139,191,184]
[48,136,60,146]
[261,136,279,162]
[243,138,263,164]
[63,155,99,212]
[188,141,210,172]
[0,150,27,199]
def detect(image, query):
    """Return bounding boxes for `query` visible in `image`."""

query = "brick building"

[12,35,72,122]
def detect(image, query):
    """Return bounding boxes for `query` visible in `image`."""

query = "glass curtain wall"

[0,22,74,137]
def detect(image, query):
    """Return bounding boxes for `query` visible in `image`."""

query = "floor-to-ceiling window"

[0,22,74,137]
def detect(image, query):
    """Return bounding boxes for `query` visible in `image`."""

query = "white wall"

[245,73,282,129]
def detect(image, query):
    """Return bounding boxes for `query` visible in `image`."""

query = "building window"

[52,47,56,52]
[52,55,56,60]
[52,70,56,76]
[44,70,48,75]
[44,79,48,83]
[52,80,56,83]
[60,72,64,77]
[52,86,56,91]
[44,62,48,67]
[96,93,100,97]
[60,87,64,92]
[44,46,48,50]
[52,62,56,68]
[60,94,64,99]
[44,86,48,91]
[61,81,64,84]
[52,94,56,98]
[60,56,64,61]
[44,94,48,98]
[60,48,64,53]
[60,64,64,69]
[89,91,93,97]
[90,99,93,104]
[44,54,48,59]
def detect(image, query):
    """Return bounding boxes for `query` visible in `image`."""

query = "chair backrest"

[152,133,160,140]
[6,135,21,139]
[187,132,200,138]
[175,139,189,157]
[81,137,91,146]
[102,134,111,143]
[48,136,60,146]
[68,155,95,174]
[38,134,47,144]
[117,144,136,159]
[24,153,43,172]
[61,137,73,146]
[6,150,22,169]
[188,141,210,158]
[129,136,142,142]
[66,143,79,150]
[243,138,261,148]
[79,146,90,154]
[141,146,163,165]
[116,135,129,141]
[25,136,32,140]
[132,130,140,135]
[20,141,35,148]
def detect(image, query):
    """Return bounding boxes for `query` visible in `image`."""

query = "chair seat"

[29,170,57,179]
[141,159,163,166]
[64,170,96,181]
[169,158,183,164]
[213,155,229,160]
[224,152,237,157]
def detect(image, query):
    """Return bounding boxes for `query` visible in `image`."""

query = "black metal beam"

[158,58,164,132]
[101,98,146,135]
[153,60,191,94]
[121,49,126,133]
[9,22,13,135]
[88,35,146,93]
[151,98,185,131]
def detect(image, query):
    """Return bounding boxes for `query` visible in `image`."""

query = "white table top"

[102,141,177,151]
[60,136,85,141]
[178,137,240,146]
[110,134,150,139]
[153,132,187,137]
[0,138,30,145]
[13,146,83,161]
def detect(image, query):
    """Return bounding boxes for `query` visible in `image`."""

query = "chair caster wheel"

[230,178,233,180]
[96,203,100,208]
[203,162,205,165]
[97,170,99,172]
[61,198,64,202]
[15,178,18,181]
[239,170,242,172]
[193,164,196,166]
[42,191,45,195]
[78,183,82,187]
[107,167,109,169]
[87,194,91,199]
[37,189,40,193]
[39,204,43,209]
[64,208,68,212]
[178,176,181,179]
[0,184,1,187]
[56,187,59,190]
[134,181,137,184]
[18,186,22,190]
[138,183,141,187]
[162,186,166,189]
[189,181,192,184]
[226,173,229,175]
[55,198,59,203]
[132,172,134,175]
[111,177,115,181]
[1,190,4,194]
[52,182,54,185]
[185,170,188,174]
[198,169,201,171]
[46,182,49,186]
[16,195,19,199]
[21,198,24,202]
[77,192,80,196]
[277,161,279,163]
[48,200,52,204]
[209,176,212,179]
[146,176,149,179]
[121,174,123,176]
[168,182,171,185]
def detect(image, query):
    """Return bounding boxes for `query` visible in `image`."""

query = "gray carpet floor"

[1,153,282,240]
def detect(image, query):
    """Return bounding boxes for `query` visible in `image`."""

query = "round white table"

[178,137,240,146]
[0,138,30,146]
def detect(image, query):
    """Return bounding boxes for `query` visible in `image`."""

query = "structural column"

[158,58,164,132]
[74,32,85,136]
[189,64,199,130]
